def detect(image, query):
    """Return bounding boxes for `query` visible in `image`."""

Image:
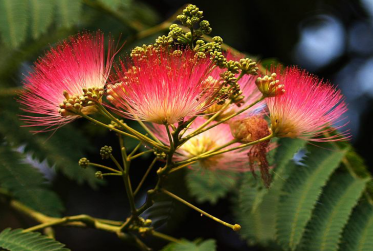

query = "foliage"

[186,167,238,204]
[162,239,216,251]
[0,228,69,251]
[0,143,64,217]
[234,140,373,251]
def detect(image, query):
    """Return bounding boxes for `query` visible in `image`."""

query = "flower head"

[267,67,348,141]
[19,32,116,132]
[107,48,220,124]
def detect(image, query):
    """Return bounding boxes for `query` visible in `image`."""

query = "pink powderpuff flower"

[106,48,221,124]
[19,31,116,132]
[266,66,348,141]
[153,117,250,172]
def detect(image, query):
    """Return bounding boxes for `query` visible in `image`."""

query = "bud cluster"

[78,157,90,168]
[255,73,285,97]
[58,87,104,117]
[100,145,113,159]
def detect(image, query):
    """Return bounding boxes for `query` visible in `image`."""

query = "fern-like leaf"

[29,0,55,39]
[0,143,64,217]
[340,199,373,251]
[186,168,237,204]
[299,172,368,251]
[0,0,28,48]
[0,108,102,189]
[56,0,81,28]
[235,173,280,246]
[276,144,346,250]
[234,138,306,246]
[0,228,69,251]
[161,239,216,251]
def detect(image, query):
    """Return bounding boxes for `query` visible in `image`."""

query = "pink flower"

[153,117,249,172]
[266,67,348,141]
[19,32,116,132]
[107,49,220,124]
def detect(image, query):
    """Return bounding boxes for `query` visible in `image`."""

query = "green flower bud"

[78,158,89,169]
[100,145,113,159]
[95,171,103,180]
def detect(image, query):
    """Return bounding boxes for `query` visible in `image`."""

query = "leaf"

[186,167,237,204]
[162,239,216,251]
[29,0,55,39]
[0,143,64,217]
[0,107,103,189]
[276,144,347,250]
[234,173,279,246]
[0,228,69,251]
[56,0,81,28]
[234,138,306,246]
[340,200,373,251]
[299,172,368,251]
[0,0,28,48]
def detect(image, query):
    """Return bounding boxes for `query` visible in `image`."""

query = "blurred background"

[0,0,372,250]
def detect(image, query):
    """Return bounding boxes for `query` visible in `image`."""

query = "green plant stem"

[110,154,124,171]
[79,112,138,140]
[95,103,169,152]
[0,87,23,97]
[127,142,142,159]
[82,0,143,31]
[182,96,264,143]
[169,161,197,174]
[161,189,241,231]
[194,101,232,133]
[102,173,123,176]
[88,163,121,174]
[130,150,153,160]
[134,158,158,196]
[178,133,273,166]
[151,230,181,243]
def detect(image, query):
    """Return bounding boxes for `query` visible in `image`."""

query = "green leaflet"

[0,144,64,217]
[0,107,102,189]
[162,239,216,251]
[234,138,306,246]
[55,0,81,28]
[0,228,69,251]
[235,172,279,246]
[299,172,368,251]
[276,144,347,250]
[29,0,55,39]
[186,167,237,204]
[340,199,373,251]
[0,0,28,48]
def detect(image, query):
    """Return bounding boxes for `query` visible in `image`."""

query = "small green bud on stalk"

[78,158,90,168]
[100,145,113,159]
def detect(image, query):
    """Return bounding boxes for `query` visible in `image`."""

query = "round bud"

[100,145,113,159]
[78,157,90,168]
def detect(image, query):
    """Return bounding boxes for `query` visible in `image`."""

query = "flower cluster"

[19,16,348,185]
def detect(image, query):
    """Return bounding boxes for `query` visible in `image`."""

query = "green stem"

[151,230,182,243]
[193,101,232,134]
[79,112,138,140]
[102,173,123,176]
[89,163,121,174]
[134,158,158,196]
[110,154,124,171]
[127,142,142,159]
[95,103,169,152]
[182,96,264,143]
[178,133,273,166]
[161,189,241,231]
[129,150,153,160]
